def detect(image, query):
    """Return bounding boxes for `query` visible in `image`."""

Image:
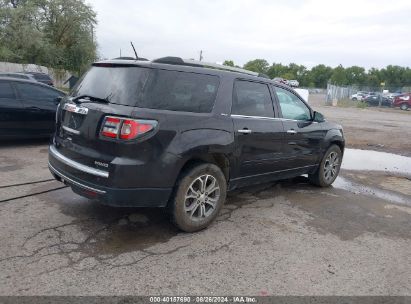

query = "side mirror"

[313,111,325,122]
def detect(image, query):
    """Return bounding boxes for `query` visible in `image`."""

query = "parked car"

[386,92,402,101]
[23,72,54,86]
[289,80,299,87]
[0,72,37,82]
[0,72,54,86]
[350,91,368,101]
[392,93,411,110]
[362,94,392,107]
[0,77,66,139]
[273,77,290,86]
[48,57,344,232]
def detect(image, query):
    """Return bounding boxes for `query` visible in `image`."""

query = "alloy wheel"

[323,151,340,183]
[184,174,220,221]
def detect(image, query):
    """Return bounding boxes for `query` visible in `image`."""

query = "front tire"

[170,163,227,232]
[309,145,342,187]
[400,103,409,111]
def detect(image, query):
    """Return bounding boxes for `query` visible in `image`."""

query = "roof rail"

[152,57,260,77]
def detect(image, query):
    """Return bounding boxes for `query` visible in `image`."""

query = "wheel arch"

[178,153,230,183]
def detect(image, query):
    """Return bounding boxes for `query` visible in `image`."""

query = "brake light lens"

[101,116,157,140]
[102,117,121,138]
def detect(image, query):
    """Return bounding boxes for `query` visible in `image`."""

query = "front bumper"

[48,146,172,207]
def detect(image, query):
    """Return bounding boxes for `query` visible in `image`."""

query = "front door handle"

[238,129,252,134]
[287,129,297,134]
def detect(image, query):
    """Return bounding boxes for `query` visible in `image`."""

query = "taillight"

[102,117,121,138]
[101,116,157,140]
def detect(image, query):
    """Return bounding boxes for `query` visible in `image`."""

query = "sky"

[86,0,411,69]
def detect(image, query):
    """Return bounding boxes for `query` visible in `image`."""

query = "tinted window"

[274,87,311,121]
[32,74,52,81]
[0,82,15,99]
[137,70,219,113]
[72,66,219,113]
[16,83,61,101]
[12,74,29,79]
[232,81,274,117]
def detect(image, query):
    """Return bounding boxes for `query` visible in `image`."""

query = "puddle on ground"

[333,176,411,206]
[342,149,411,176]
[335,149,411,206]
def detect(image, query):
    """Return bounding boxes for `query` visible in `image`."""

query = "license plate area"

[61,103,89,133]
[62,111,85,131]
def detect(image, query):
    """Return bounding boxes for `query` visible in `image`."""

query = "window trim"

[272,85,313,121]
[230,78,277,118]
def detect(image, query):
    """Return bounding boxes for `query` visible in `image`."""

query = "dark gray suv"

[49,57,344,232]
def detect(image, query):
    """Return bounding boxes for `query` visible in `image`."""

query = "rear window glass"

[138,69,219,113]
[32,74,52,81]
[0,82,15,99]
[71,66,219,113]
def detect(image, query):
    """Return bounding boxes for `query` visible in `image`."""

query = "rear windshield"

[71,66,220,113]
[32,74,52,81]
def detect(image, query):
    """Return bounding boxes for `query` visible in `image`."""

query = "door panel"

[281,120,325,168]
[0,81,24,138]
[230,80,285,183]
[232,116,285,178]
[15,82,61,136]
[273,86,326,170]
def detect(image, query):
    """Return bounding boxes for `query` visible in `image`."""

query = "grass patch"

[337,98,368,109]
[356,101,368,109]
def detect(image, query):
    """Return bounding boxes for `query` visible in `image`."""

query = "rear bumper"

[48,150,172,208]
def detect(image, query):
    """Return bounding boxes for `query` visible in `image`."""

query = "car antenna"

[130,41,138,60]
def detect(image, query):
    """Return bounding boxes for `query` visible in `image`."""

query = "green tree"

[330,65,348,85]
[0,0,97,74]
[366,68,382,88]
[345,66,366,86]
[308,64,333,88]
[243,59,269,74]
[223,60,234,67]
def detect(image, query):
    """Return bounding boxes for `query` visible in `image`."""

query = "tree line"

[224,59,411,90]
[0,0,97,75]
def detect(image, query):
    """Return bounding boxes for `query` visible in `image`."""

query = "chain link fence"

[325,83,411,105]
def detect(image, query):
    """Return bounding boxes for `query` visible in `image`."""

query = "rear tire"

[309,145,342,187]
[400,103,409,111]
[170,163,227,232]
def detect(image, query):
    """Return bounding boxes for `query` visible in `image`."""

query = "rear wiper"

[72,95,110,104]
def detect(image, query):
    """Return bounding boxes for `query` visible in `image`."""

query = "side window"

[274,87,311,121]
[232,80,274,117]
[15,83,60,101]
[0,82,15,99]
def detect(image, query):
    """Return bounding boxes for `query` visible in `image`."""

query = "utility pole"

[199,50,203,61]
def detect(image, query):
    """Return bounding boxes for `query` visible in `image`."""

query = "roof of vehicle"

[93,57,281,84]
[0,72,31,76]
[0,77,65,94]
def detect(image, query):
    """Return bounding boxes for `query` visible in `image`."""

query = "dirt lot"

[0,101,410,296]
[310,93,411,157]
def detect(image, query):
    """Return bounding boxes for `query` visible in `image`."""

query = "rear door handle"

[238,129,252,134]
[287,129,297,134]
